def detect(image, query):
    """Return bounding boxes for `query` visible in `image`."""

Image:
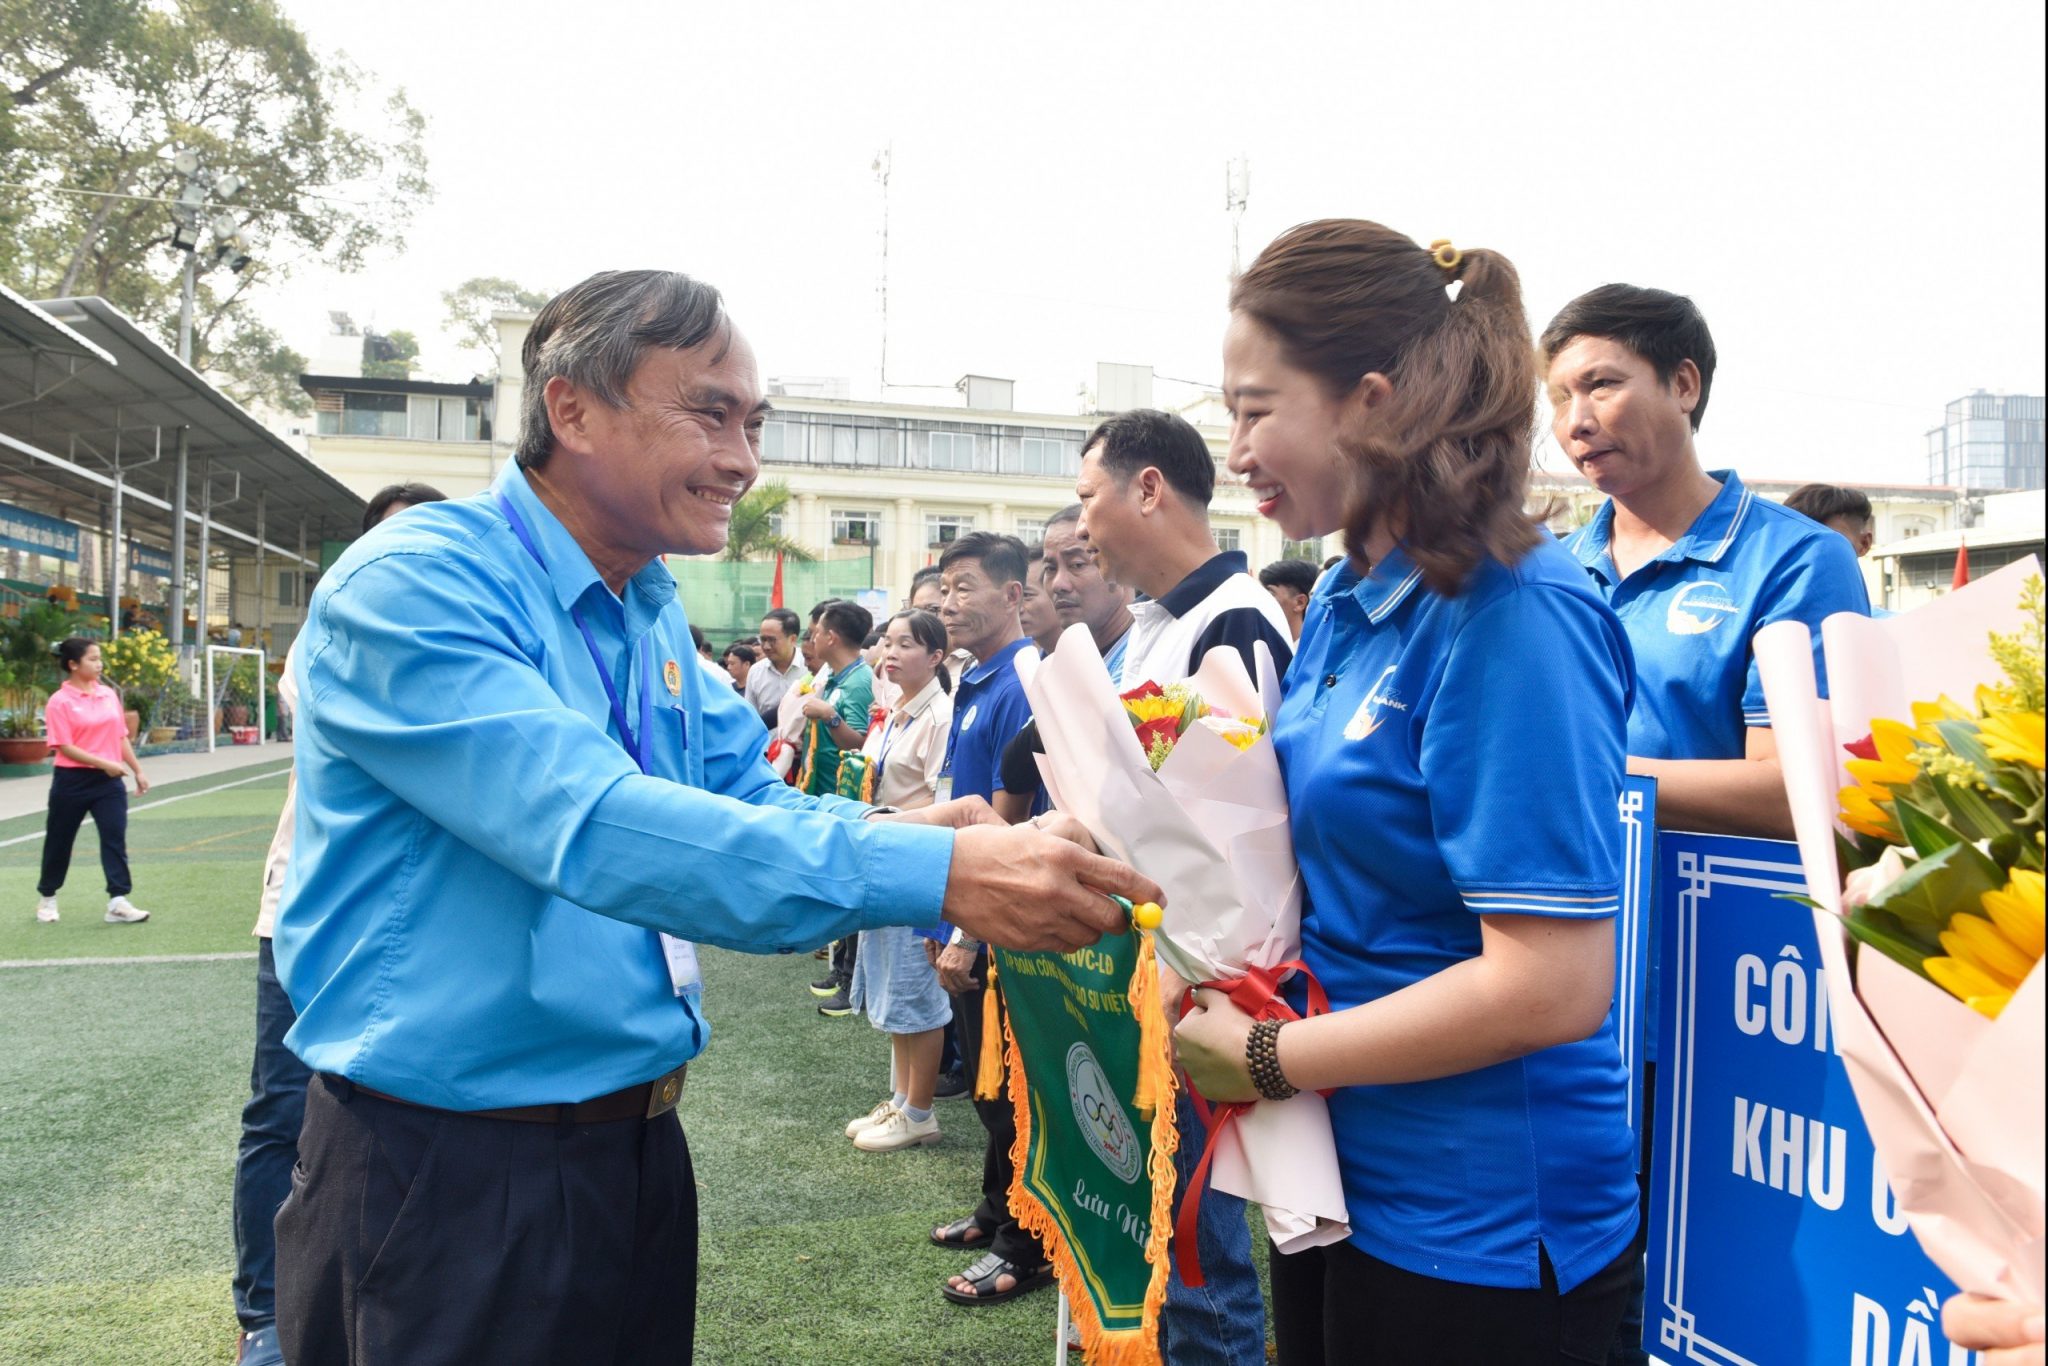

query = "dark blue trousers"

[37,767,130,897]
[232,938,311,1331]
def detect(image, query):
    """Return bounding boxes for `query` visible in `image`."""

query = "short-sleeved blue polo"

[1562,470,1870,762]
[1563,470,1870,1062]
[943,638,1036,803]
[1274,535,1640,1293]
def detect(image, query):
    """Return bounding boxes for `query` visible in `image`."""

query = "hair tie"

[1428,238,1463,273]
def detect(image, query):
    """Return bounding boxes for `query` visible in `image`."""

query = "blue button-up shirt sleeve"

[302,549,953,953]
[1740,530,1870,727]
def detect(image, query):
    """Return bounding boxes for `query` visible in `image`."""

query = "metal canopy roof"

[0,292,365,567]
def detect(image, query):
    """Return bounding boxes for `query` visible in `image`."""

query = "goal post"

[203,644,268,753]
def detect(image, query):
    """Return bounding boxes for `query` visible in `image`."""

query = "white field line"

[0,950,258,969]
[0,764,290,849]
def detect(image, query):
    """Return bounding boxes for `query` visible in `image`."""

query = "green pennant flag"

[992,929,1176,1365]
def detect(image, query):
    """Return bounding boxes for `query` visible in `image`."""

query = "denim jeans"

[1161,1090,1268,1366]
[232,938,313,1331]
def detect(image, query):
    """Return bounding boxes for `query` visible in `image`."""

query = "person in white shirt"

[842,609,958,1152]
[744,607,807,724]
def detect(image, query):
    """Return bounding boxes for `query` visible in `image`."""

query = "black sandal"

[940,1251,1055,1306]
[929,1213,998,1250]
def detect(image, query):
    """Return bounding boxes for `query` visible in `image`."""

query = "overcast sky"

[268,0,2046,488]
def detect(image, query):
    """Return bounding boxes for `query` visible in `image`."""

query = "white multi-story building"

[284,310,1971,629]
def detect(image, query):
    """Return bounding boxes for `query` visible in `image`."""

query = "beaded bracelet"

[1246,1018,1297,1101]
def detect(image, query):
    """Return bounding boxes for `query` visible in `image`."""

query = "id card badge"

[935,773,954,805]
[660,933,703,1001]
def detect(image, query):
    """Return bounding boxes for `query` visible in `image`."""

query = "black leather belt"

[338,1063,687,1124]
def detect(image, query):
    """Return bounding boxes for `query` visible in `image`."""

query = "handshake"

[875,799,1163,956]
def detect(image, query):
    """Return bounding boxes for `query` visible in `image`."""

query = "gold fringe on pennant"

[974,955,1005,1101]
[998,947,1181,1366]
[1126,930,1170,1123]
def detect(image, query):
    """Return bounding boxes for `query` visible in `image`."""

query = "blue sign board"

[1646,831,1978,1366]
[0,501,81,562]
[1617,776,1656,1141]
[127,541,172,578]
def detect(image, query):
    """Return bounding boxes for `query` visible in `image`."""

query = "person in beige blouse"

[842,608,958,1152]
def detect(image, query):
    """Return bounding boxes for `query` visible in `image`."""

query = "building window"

[1013,517,1046,544]
[926,513,976,547]
[927,432,985,472]
[830,426,881,466]
[278,571,299,608]
[1015,437,1078,477]
[766,512,785,538]
[1214,527,1242,553]
[832,509,881,544]
[314,391,407,438]
[762,418,804,463]
[1281,536,1325,561]
[405,394,483,442]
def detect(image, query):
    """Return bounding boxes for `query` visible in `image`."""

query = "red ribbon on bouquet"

[1174,959,1331,1288]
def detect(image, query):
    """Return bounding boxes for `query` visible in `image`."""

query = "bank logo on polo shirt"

[1065,1042,1142,1183]
[1343,665,1408,742]
[1666,581,1741,636]
[959,703,979,733]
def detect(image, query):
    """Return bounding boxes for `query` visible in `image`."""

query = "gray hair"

[515,270,730,470]
[1044,502,1083,531]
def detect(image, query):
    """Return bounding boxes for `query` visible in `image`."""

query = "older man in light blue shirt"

[271,269,1155,1366]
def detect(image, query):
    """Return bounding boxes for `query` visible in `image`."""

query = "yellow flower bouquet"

[1758,559,2045,1305]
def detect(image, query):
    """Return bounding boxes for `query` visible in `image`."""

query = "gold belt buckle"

[644,1064,687,1119]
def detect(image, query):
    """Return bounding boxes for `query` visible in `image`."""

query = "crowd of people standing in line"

[122,240,2030,1366]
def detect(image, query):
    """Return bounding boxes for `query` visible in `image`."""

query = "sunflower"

[1977,709,2046,771]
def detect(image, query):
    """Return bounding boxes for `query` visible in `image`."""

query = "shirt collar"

[962,637,1032,687]
[898,675,944,718]
[1571,470,1752,581]
[1321,546,1426,625]
[491,463,678,620]
[1153,551,1251,618]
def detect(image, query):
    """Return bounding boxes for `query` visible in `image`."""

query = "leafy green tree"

[361,328,419,379]
[442,276,551,364]
[722,481,816,564]
[0,0,429,412]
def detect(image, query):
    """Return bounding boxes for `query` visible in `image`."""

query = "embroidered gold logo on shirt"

[664,659,682,696]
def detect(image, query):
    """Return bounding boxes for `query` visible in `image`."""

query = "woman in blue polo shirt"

[1176,219,1640,1364]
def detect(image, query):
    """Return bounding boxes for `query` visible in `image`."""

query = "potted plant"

[126,689,154,740]
[0,708,47,766]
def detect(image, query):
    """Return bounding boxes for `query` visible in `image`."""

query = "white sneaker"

[853,1107,940,1152]
[35,897,58,923]
[845,1099,898,1139]
[104,897,150,924]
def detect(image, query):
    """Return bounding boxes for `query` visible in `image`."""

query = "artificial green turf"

[0,769,1118,1363]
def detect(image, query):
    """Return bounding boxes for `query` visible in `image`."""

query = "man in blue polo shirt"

[1542,283,1870,1365]
[270,272,1156,1366]
[925,530,1054,1307]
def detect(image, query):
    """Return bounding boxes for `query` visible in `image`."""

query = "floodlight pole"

[177,251,197,365]
[254,491,266,639]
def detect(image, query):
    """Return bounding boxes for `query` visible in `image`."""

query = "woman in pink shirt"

[36,637,150,924]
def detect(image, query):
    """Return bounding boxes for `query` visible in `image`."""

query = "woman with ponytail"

[1172,221,1640,1363]
[841,608,956,1152]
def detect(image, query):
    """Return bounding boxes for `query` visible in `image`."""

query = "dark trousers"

[950,955,1046,1269]
[277,1074,698,1366]
[232,939,312,1331]
[38,767,131,897]
[1270,1238,1635,1366]
[1607,1060,1657,1366]
[831,933,858,985]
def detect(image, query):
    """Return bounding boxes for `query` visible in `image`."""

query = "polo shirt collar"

[1322,546,1425,625]
[492,464,678,621]
[898,675,944,719]
[962,637,1031,688]
[1572,470,1753,583]
[1153,551,1250,618]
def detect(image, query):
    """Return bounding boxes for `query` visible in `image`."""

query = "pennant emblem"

[663,659,682,696]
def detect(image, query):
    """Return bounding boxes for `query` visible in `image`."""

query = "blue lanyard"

[871,707,904,789]
[495,493,658,774]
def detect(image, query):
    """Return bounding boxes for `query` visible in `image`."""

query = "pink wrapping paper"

[1016,625,1351,1254]
[1756,556,2044,1301]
